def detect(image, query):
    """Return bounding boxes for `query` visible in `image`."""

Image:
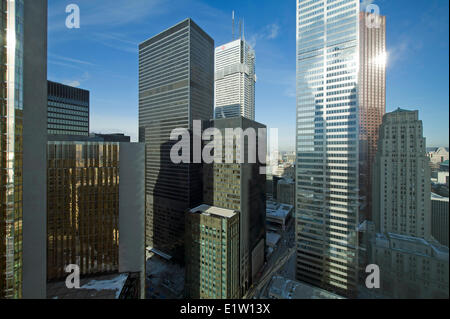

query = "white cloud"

[61,72,90,89]
[267,24,280,40]
[247,23,280,48]
[63,80,81,87]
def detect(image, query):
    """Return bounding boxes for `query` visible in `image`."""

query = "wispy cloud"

[266,24,280,40]
[48,0,167,32]
[49,52,95,66]
[61,72,90,88]
[247,23,280,48]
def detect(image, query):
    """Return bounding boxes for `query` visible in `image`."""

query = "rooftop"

[268,276,344,299]
[47,273,129,299]
[189,204,237,219]
[266,201,293,219]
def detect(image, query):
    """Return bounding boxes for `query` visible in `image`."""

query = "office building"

[214,39,256,120]
[202,117,266,296]
[277,178,296,206]
[139,18,214,257]
[431,193,449,247]
[47,140,145,298]
[358,11,386,221]
[369,232,448,299]
[47,80,90,136]
[295,0,360,297]
[372,109,431,239]
[427,147,449,171]
[185,205,240,299]
[1,0,47,299]
[266,201,293,232]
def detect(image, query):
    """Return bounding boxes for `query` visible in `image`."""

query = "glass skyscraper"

[47,81,90,136]
[296,0,360,297]
[214,39,256,120]
[139,18,214,257]
[1,0,24,299]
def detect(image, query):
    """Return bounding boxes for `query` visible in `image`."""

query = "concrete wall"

[22,0,48,299]
[119,143,146,299]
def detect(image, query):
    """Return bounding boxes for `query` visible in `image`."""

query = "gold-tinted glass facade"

[1,0,24,299]
[47,142,120,281]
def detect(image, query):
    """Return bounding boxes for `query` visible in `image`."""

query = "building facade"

[139,18,214,257]
[277,178,296,206]
[372,109,431,239]
[358,11,386,221]
[202,117,266,296]
[369,232,448,299]
[214,39,256,120]
[431,193,449,247]
[47,81,90,136]
[185,205,240,299]
[1,0,47,299]
[295,0,360,297]
[46,141,145,297]
[427,147,449,171]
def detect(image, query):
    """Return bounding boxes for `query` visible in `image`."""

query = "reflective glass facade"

[47,81,89,136]
[139,19,214,256]
[296,0,360,297]
[0,0,24,299]
[47,142,120,280]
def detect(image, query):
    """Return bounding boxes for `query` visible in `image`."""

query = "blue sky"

[48,0,449,149]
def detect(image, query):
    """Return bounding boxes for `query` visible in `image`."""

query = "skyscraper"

[358,11,386,221]
[1,0,47,299]
[46,140,146,298]
[295,0,360,297]
[185,205,240,299]
[214,39,256,120]
[372,109,431,239]
[202,117,266,296]
[47,81,90,137]
[139,19,214,257]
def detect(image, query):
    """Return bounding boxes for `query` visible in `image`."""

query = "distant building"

[277,178,295,206]
[427,147,449,170]
[92,133,131,142]
[431,193,449,247]
[47,141,145,298]
[185,205,240,299]
[202,117,266,296]
[48,133,131,142]
[266,200,293,232]
[47,80,90,136]
[267,276,344,299]
[214,39,256,120]
[372,109,431,239]
[369,232,449,299]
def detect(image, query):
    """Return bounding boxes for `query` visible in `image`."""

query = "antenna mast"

[232,11,235,40]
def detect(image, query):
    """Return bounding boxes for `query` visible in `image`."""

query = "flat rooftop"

[189,204,237,219]
[266,201,293,219]
[268,276,344,299]
[47,273,129,299]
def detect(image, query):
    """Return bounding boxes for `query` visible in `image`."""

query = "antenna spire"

[232,11,235,40]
